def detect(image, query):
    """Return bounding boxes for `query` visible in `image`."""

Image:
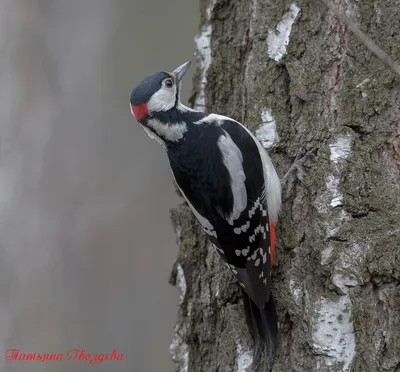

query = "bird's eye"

[164,78,174,88]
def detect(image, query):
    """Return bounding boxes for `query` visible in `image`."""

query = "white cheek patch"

[147,85,177,112]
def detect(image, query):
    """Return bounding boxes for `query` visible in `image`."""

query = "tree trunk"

[169,0,400,371]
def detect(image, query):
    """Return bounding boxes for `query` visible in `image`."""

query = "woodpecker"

[130,61,282,367]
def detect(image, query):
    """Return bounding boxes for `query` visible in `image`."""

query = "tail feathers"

[241,289,278,369]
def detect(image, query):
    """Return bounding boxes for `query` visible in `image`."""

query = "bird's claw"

[280,152,315,191]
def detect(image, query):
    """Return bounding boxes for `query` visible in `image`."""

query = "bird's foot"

[280,152,315,192]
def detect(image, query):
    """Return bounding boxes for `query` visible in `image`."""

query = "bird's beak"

[172,61,191,84]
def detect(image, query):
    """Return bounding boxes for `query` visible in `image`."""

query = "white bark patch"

[312,296,356,371]
[170,332,189,372]
[318,242,365,372]
[315,243,363,370]
[326,174,343,208]
[331,242,366,294]
[289,278,302,305]
[236,342,253,372]
[255,109,279,148]
[332,273,358,294]
[194,0,216,111]
[176,264,187,304]
[267,4,300,62]
[320,244,334,265]
[313,135,358,371]
[314,196,351,238]
[325,135,352,208]
[329,136,352,164]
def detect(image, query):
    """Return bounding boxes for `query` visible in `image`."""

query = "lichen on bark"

[170,1,400,371]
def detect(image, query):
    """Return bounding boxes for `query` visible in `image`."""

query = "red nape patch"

[130,103,148,121]
[269,223,276,268]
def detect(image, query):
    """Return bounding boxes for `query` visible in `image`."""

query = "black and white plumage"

[130,61,282,366]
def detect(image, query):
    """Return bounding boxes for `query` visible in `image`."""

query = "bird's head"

[130,61,191,122]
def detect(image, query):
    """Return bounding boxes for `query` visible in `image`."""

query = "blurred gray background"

[0,0,198,371]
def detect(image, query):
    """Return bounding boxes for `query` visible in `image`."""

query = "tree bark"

[169,0,400,371]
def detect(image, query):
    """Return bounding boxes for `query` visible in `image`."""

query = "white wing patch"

[217,130,247,225]
[147,118,187,142]
[200,114,282,223]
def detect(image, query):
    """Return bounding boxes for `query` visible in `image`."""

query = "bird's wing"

[219,118,273,308]
[170,115,274,308]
